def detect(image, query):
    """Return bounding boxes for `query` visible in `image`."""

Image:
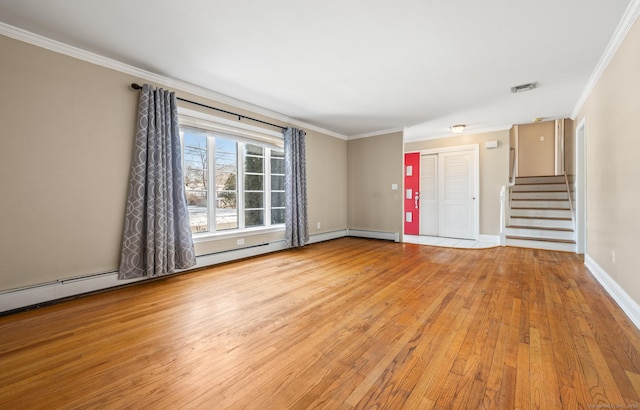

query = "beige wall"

[575,17,640,305]
[517,121,556,177]
[405,130,510,236]
[347,132,404,236]
[0,35,347,291]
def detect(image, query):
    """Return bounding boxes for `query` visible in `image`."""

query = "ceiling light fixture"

[450,124,466,134]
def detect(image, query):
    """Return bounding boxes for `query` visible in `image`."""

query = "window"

[181,123,285,235]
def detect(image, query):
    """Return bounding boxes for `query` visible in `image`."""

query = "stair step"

[511,204,571,211]
[507,225,573,232]
[506,237,577,252]
[511,191,569,200]
[515,176,565,184]
[511,199,570,209]
[510,215,571,220]
[505,227,575,240]
[509,217,573,229]
[512,184,567,192]
[506,235,575,244]
[510,208,572,218]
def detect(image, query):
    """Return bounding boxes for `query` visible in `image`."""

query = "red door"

[404,152,420,235]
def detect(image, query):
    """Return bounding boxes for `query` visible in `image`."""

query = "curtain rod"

[130,83,287,131]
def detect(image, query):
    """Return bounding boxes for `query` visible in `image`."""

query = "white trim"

[575,118,587,254]
[191,226,285,244]
[349,127,405,140]
[585,254,640,332]
[478,235,500,244]
[417,143,480,156]
[0,230,348,313]
[571,0,640,119]
[403,124,512,144]
[0,22,348,141]
[179,107,282,139]
[347,229,398,242]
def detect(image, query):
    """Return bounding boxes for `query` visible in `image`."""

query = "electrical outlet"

[612,250,616,264]
[237,238,245,245]
[317,222,321,229]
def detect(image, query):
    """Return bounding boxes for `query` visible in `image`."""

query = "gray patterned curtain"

[284,127,309,247]
[119,84,196,279]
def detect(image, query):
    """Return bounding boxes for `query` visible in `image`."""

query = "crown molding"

[0,22,348,141]
[571,0,640,118]
[403,124,511,143]
[348,127,405,140]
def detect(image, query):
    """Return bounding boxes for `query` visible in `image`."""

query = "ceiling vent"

[510,82,538,93]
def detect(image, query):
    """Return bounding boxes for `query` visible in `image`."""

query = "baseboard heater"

[347,229,400,242]
[0,229,348,315]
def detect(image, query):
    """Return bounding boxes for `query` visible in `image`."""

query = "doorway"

[405,145,479,240]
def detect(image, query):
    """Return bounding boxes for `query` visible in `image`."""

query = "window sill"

[192,225,285,243]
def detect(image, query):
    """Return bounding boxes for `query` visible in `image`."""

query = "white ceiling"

[0,0,633,139]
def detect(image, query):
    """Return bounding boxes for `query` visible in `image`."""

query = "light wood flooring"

[1,237,639,409]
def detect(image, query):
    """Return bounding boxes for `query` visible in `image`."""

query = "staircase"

[505,175,576,252]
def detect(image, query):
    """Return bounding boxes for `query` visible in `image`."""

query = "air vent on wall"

[510,82,538,93]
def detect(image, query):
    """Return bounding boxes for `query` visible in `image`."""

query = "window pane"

[216,138,237,153]
[271,175,285,191]
[271,192,285,207]
[246,144,264,156]
[214,137,237,231]
[245,174,264,190]
[216,192,237,230]
[184,132,207,150]
[216,172,236,191]
[245,192,264,209]
[245,210,264,227]
[271,157,285,174]
[216,190,237,208]
[184,133,208,192]
[271,149,284,158]
[271,209,285,225]
[186,191,208,233]
[183,132,209,233]
[245,156,264,173]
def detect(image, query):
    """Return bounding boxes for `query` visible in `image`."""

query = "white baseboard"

[585,254,640,331]
[347,229,399,242]
[0,230,348,314]
[479,234,500,244]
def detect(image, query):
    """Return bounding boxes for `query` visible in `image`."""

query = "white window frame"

[178,108,285,241]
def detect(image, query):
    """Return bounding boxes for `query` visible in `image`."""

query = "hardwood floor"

[1,237,639,409]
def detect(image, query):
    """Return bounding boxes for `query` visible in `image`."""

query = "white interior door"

[438,150,477,240]
[419,154,437,235]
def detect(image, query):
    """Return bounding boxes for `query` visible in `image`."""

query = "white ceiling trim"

[0,22,349,141]
[349,127,405,140]
[403,124,513,144]
[571,0,640,118]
